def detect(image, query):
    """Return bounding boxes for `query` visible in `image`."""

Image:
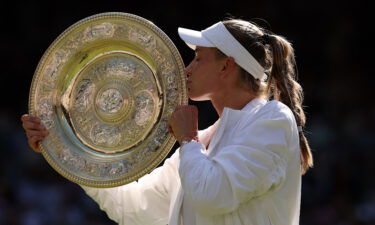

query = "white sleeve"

[178,110,294,216]
[80,151,180,225]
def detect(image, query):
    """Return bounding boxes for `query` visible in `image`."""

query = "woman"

[21,19,313,225]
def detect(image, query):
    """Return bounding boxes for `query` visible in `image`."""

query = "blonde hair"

[222,19,313,174]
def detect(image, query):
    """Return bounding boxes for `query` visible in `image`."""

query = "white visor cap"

[178,22,267,81]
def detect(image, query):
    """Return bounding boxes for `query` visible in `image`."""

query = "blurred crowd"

[0,1,373,225]
[0,113,117,225]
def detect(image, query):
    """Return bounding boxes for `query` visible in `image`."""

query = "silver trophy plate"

[29,12,187,187]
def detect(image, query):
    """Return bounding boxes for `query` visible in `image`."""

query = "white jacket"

[81,98,302,225]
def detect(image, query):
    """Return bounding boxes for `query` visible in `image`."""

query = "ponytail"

[267,34,313,174]
[223,19,313,174]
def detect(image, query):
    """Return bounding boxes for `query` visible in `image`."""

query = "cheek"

[185,61,196,73]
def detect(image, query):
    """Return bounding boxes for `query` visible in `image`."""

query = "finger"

[184,104,196,111]
[174,105,183,111]
[176,105,191,111]
[173,106,188,115]
[22,121,45,131]
[167,124,174,136]
[190,105,198,117]
[31,143,42,153]
[22,121,42,131]
[32,144,42,153]
[21,114,41,123]
[167,122,176,139]
[21,114,33,122]
[190,105,198,111]
[167,116,177,135]
[28,136,43,153]
[26,129,49,139]
[176,106,194,117]
[182,105,196,114]
[167,116,174,129]
[21,114,29,121]
[30,137,43,153]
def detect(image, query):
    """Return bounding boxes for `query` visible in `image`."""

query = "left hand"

[168,105,198,145]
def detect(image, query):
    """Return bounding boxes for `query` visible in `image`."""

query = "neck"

[210,89,259,117]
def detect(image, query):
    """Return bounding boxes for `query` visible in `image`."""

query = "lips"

[186,81,191,91]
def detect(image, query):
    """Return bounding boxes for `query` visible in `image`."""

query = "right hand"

[21,114,49,153]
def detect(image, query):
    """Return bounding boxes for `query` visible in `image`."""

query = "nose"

[184,60,194,77]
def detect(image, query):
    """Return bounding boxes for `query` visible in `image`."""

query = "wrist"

[179,135,199,145]
[180,139,199,148]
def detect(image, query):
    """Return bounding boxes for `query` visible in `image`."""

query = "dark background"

[0,1,373,225]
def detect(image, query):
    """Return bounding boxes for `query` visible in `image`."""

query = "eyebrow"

[194,48,202,57]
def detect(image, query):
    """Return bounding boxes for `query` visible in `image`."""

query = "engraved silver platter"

[29,12,187,187]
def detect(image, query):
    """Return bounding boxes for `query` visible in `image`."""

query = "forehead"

[195,46,217,56]
[195,46,226,60]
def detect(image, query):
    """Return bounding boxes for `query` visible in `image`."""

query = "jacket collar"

[207,98,267,156]
[241,97,267,112]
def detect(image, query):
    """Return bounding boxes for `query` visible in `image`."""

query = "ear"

[221,57,237,74]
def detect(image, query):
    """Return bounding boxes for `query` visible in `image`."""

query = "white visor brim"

[178,27,215,50]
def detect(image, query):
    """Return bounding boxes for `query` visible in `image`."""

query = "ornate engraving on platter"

[97,88,124,114]
[129,27,156,49]
[109,161,126,175]
[74,79,95,112]
[59,148,87,171]
[82,22,115,41]
[107,57,136,80]
[29,12,187,188]
[38,99,54,129]
[134,91,155,126]
[91,123,121,147]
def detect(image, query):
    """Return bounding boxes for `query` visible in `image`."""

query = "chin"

[188,93,210,101]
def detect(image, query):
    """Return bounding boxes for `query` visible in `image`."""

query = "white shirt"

[81,98,302,225]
